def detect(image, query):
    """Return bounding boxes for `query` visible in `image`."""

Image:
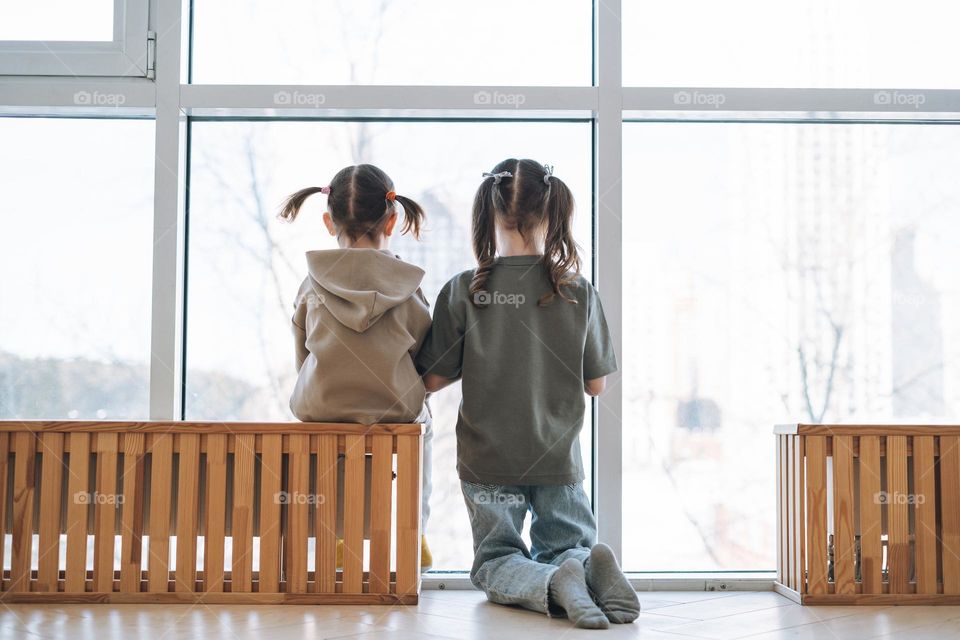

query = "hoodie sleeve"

[292,280,310,372]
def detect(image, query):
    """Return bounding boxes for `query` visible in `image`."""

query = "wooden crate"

[775,423,960,605]
[0,421,422,604]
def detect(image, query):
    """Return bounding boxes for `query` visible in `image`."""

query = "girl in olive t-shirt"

[416,159,639,629]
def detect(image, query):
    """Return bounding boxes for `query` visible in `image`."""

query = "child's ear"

[383,210,399,236]
[322,211,337,236]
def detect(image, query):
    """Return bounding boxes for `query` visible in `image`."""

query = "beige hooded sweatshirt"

[290,248,431,425]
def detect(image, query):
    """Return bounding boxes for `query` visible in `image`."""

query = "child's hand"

[584,376,606,396]
[423,372,455,393]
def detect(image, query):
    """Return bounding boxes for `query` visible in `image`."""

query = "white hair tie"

[482,171,513,185]
[542,164,554,185]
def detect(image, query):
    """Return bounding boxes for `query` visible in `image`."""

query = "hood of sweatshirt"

[304,248,425,333]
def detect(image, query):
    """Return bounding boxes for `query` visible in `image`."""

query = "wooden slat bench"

[775,423,960,605]
[0,421,423,604]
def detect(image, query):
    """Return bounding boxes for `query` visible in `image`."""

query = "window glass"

[0,0,114,41]
[191,0,591,86]
[622,122,960,570]
[0,118,155,420]
[186,120,593,569]
[624,1,960,89]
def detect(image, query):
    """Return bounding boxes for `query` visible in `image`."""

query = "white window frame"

[2,0,960,583]
[0,0,152,77]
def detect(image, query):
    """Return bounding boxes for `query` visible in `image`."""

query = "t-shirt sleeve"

[415,281,465,379]
[583,285,618,380]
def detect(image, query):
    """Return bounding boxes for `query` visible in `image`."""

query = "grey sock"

[585,543,641,623]
[548,558,610,629]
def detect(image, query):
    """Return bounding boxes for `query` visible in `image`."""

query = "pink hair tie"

[320,186,331,195]
[385,191,397,201]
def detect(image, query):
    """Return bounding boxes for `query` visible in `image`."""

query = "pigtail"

[469,178,499,307]
[278,186,327,222]
[539,175,581,306]
[393,194,424,239]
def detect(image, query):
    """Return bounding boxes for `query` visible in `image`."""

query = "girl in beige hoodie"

[279,163,433,568]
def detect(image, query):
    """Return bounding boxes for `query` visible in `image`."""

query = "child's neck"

[497,227,544,257]
[339,235,390,250]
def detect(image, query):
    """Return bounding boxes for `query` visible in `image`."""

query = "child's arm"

[583,284,618,395]
[292,281,310,371]
[423,373,456,393]
[415,280,465,390]
[584,376,607,396]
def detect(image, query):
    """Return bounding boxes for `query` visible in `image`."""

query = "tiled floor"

[3,589,960,639]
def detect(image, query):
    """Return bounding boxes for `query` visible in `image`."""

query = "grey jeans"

[461,480,596,615]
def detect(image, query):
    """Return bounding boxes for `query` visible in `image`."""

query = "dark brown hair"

[278,164,424,241]
[470,158,581,307]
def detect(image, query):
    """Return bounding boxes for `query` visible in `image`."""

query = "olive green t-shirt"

[416,256,617,485]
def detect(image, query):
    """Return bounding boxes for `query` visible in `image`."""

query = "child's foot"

[421,535,433,571]
[584,543,640,623]
[548,558,610,629]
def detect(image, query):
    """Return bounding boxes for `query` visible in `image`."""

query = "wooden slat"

[859,435,883,594]
[203,434,227,593]
[886,436,911,593]
[37,433,65,592]
[369,435,393,594]
[0,434,8,584]
[794,436,805,593]
[395,433,422,596]
[940,435,960,594]
[93,432,119,592]
[257,434,283,593]
[0,421,423,436]
[805,435,828,595]
[785,435,795,590]
[64,433,91,592]
[10,432,37,592]
[776,435,784,585]
[913,436,938,594]
[794,425,960,437]
[119,433,145,592]
[315,434,338,594]
[231,434,256,593]
[342,434,366,593]
[832,435,855,594]
[285,434,310,593]
[147,433,173,593]
[0,591,417,605]
[174,434,200,593]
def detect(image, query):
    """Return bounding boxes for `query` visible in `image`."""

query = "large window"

[0,0,151,76]
[622,123,960,570]
[4,0,959,578]
[185,120,593,570]
[623,1,960,88]
[192,0,591,86]
[0,118,155,419]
